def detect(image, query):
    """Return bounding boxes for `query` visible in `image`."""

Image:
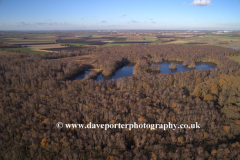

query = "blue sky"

[0,0,239,30]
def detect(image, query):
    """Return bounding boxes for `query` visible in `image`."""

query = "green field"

[60,43,84,47]
[143,36,158,41]
[0,38,55,43]
[228,56,240,63]
[91,34,111,37]
[1,34,55,37]
[11,41,55,43]
[103,43,133,47]
[12,34,54,37]
[1,47,47,54]
[1,31,240,54]
[0,38,13,42]
[24,34,54,37]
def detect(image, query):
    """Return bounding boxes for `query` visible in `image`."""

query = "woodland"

[1,44,240,159]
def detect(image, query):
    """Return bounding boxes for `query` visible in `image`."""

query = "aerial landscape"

[1,0,240,159]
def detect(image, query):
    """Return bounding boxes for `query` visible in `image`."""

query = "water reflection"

[96,64,135,81]
[73,61,216,81]
[73,71,90,80]
[227,45,237,47]
[152,61,216,74]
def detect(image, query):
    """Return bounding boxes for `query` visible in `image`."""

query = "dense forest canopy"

[1,44,240,159]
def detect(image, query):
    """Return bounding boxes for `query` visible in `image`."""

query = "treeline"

[0,44,240,159]
[0,41,21,48]
[92,44,240,76]
[40,49,93,59]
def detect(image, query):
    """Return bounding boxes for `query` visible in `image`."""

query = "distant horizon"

[0,29,239,32]
[0,0,239,30]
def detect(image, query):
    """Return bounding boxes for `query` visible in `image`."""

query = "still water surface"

[73,62,216,81]
[152,61,216,74]
[227,45,237,47]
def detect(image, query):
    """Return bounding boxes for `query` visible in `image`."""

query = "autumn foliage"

[0,44,240,159]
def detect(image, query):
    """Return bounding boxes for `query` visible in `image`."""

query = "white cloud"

[183,2,186,5]
[191,0,212,6]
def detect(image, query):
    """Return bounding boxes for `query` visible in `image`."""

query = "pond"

[227,45,237,47]
[152,61,216,74]
[96,64,135,81]
[72,61,216,81]
[73,71,91,80]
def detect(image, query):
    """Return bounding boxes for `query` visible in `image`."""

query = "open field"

[0,34,55,38]
[162,33,240,48]
[27,44,68,51]
[228,56,240,63]
[86,38,108,41]
[164,40,188,44]
[0,38,55,44]
[1,31,240,53]
[60,43,85,46]
[1,47,47,54]
[10,41,55,44]
[126,36,143,41]
[143,36,158,41]
[53,54,95,64]
[56,38,108,45]
[102,43,133,47]
[112,41,153,43]
[44,46,86,51]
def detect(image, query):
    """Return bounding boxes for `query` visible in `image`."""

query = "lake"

[96,64,135,81]
[73,71,91,80]
[151,61,216,74]
[73,61,216,81]
[227,45,237,47]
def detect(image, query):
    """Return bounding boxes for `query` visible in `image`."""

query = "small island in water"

[72,60,217,81]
